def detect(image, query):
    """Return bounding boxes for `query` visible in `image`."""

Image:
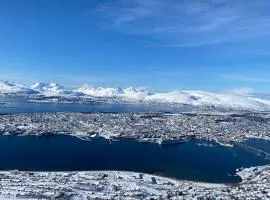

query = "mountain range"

[1,80,270,111]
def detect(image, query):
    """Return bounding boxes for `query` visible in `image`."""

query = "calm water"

[0,135,269,183]
[0,97,190,114]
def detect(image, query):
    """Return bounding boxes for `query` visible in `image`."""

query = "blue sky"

[0,0,270,92]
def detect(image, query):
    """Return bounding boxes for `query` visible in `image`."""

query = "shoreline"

[0,165,269,199]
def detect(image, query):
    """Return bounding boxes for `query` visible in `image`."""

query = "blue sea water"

[0,97,189,114]
[0,135,269,183]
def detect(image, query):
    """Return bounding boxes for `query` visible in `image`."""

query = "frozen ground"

[0,165,269,200]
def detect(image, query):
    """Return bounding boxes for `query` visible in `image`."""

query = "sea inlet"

[0,135,269,183]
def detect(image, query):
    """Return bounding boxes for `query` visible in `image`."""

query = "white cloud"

[95,0,270,47]
[220,74,270,83]
[226,87,254,95]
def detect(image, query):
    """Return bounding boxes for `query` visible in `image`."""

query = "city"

[0,112,269,146]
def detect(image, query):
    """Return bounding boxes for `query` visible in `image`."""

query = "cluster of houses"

[0,112,269,145]
[0,165,269,199]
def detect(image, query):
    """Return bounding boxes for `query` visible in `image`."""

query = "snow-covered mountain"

[77,84,123,97]
[121,87,151,100]
[77,85,150,100]
[31,82,64,91]
[1,80,270,111]
[76,85,270,110]
[0,81,36,95]
[31,82,85,97]
[31,82,64,95]
[144,90,270,110]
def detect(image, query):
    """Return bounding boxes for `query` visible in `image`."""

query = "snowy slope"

[74,84,270,110]
[77,84,123,97]
[77,85,150,100]
[0,80,36,95]
[121,87,151,100]
[31,82,85,97]
[144,90,270,110]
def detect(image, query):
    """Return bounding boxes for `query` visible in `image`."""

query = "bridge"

[234,142,270,160]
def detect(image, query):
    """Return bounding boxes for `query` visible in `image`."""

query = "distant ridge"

[0,80,36,95]
[0,80,270,111]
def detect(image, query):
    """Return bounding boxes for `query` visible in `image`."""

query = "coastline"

[0,165,269,199]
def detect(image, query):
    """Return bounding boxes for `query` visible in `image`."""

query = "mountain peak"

[0,80,35,95]
[31,82,64,91]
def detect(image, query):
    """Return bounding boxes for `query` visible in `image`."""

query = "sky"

[0,0,270,92]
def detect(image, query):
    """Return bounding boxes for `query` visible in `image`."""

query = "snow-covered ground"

[1,80,270,111]
[0,165,269,199]
[0,112,270,146]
